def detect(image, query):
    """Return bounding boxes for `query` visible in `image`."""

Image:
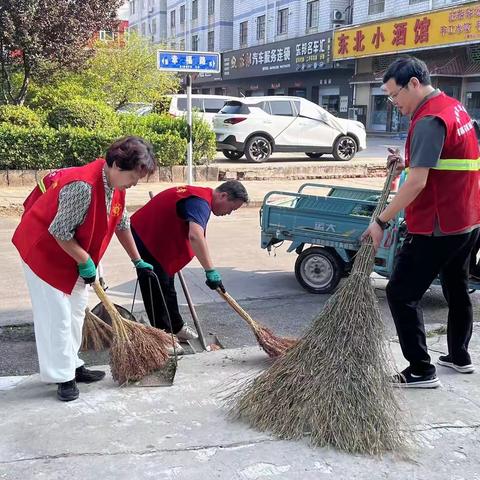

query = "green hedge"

[57,127,117,167]
[0,125,62,170]
[0,105,43,128]
[0,110,216,169]
[47,99,119,130]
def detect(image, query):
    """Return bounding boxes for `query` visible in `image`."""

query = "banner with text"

[223,31,333,79]
[333,1,480,60]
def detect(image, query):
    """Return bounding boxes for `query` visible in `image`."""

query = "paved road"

[212,136,404,166]
[2,205,477,376]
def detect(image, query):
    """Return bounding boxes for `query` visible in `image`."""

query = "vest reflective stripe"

[432,157,480,171]
[37,176,47,193]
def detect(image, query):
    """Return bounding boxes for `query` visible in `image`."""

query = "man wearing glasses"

[362,56,480,388]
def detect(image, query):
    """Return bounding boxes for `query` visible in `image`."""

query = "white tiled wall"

[129,0,168,42]
[147,0,235,51]
[353,0,474,25]
[231,0,350,50]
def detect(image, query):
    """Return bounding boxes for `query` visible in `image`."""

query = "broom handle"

[92,281,127,337]
[217,289,259,331]
[178,270,209,350]
[372,148,400,217]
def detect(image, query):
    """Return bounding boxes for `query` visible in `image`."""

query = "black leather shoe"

[57,379,79,402]
[75,365,106,383]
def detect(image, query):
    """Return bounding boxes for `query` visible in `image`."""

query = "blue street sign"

[157,50,221,73]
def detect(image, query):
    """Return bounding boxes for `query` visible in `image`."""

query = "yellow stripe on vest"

[37,175,47,193]
[432,157,480,171]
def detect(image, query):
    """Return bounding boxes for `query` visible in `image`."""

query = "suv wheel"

[332,135,357,161]
[222,150,244,160]
[245,136,272,163]
[305,152,323,159]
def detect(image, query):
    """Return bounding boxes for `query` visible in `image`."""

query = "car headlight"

[354,121,365,129]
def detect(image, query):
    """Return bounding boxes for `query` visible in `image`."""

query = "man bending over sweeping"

[362,56,480,388]
[130,180,249,350]
[12,137,157,402]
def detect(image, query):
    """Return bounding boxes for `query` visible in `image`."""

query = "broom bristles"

[251,325,297,358]
[219,290,296,358]
[110,320,171,384]
[81,308,113,351]
[228,164,407,455]
[92,282,171,385]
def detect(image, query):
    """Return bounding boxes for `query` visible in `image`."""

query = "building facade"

[164,0,234,51]
[231,0,352,50]
[334,0,480,132]
[128,0,168,44]
[127,0,480,131]
[193,0,355,118]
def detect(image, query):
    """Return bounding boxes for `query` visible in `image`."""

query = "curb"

[0,162,387,187]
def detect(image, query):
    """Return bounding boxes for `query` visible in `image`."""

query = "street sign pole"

[156,50,221,185]
[186,74,193,185]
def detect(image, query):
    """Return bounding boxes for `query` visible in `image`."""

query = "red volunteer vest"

[131,185,213,276]
[12,159,125,294]
[404,92,480,234]
[22,168,73,214]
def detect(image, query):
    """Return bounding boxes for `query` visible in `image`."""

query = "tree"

[83,33,179,109]
[0,0,122,105]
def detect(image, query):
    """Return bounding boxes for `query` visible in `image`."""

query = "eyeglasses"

[387,85,406,104]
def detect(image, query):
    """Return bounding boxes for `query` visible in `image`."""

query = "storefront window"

[466,92,480,120]
[267,88,286,96]
[321,95,339,116]
[390,107,409,133]
[371,95,388,131]
[247,90,265,96]
[288,88,307,98]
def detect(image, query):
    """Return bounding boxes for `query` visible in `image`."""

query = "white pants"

[22,262,89,383]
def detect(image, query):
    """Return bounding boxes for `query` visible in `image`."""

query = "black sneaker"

[75,365,106,383]
[57,379,79,402]
[437,355,475,374]
[391,367,441,388]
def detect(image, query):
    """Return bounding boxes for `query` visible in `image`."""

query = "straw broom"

[81,307,112,351]
[92,281,172,385]
[229,161,406,455]
[218,290,296,357]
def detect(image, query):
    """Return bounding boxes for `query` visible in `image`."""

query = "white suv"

[213,96,366,162]
[168,94,235,125]
[117,94,235,126]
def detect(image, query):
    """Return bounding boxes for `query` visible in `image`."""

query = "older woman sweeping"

[12,136,157,402]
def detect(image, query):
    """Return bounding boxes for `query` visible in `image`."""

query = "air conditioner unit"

[332,9,346,23]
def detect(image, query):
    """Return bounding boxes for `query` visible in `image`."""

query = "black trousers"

[470,234,480,276]
[386,229,479,375]
[132,228,184,333]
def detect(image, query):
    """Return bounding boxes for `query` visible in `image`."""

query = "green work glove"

[133,258,154,270]
[78,257,96,285]
[205,269,225,292]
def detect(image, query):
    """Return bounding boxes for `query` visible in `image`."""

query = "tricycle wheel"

[294,247,343,294]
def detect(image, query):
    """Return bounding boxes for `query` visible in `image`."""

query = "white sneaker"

[437,355,475,374]
[167,342,184,356]
[176,324,198,341]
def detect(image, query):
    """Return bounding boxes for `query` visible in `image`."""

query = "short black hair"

[105,136,157,175]
[215,180,249,203]
[383,56,431,87]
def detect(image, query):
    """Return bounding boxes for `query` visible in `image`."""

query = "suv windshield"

[177,98,204,111]
[117,103,151,114]
[220,101,250,114]
[204,98,228,113]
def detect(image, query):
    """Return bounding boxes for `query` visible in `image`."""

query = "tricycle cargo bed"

[260,183,383,251]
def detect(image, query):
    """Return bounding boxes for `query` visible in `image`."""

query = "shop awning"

[350,53,479,84]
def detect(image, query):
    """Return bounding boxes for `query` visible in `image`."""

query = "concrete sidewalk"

[1,326,480,480]
[0,176,386,214]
